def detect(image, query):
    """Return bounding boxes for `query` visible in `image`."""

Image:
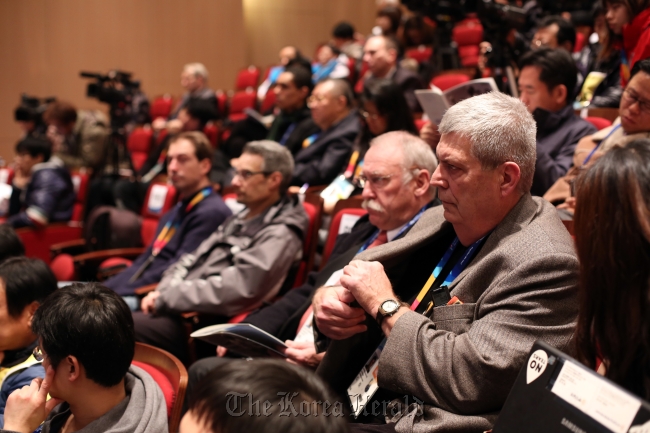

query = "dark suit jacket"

[364,66,426,113]
[316,195,579,432]
[290,110,360,187]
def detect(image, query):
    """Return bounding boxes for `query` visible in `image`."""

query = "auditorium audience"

[103,131,231,311]
[517,48,597,196]
[134,141,308,363]
[573,139,650,400]
[291,78,359,187]
[1,283,167,433]
[312,44,350,83]
[322,79,418,213]
[0,258,57,429]
[186,131,438,396]
[6,137,75,228]
[331,21,364,61]
[313,92,578,431]
[604,0,650,86]
[181,360,349,433]
[0,226,24,264]
[361,35,425,113]
[545,58,650,211]
[43,101,109,171]
[165,63,218,122]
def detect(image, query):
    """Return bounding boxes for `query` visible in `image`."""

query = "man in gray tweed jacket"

[313,92,579,432]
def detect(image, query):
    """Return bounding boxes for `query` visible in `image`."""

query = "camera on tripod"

[80,70,142,132]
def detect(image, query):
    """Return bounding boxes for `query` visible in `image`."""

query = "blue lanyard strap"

[583,124,621,165]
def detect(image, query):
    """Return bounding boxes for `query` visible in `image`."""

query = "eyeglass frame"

[356,167,421,189]
[232,169,272,181]
[622,87,650,112]
[359,109,383,121]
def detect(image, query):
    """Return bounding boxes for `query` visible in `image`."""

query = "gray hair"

[184,62,209,80]
[370,131,438,196]
[438,91,537,194]
[242,140,294,193]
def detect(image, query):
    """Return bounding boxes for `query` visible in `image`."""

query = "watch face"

[381,299,400,314]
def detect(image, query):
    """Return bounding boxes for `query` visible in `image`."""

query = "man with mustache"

[184,131,438,394]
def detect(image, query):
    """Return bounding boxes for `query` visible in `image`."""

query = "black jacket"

[291,110,360,187]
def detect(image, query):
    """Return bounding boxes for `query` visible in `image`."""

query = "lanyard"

[357,204,429,254]
[410,235,485,311]
[583,124,621,165]
[302,132,320,148]
[128,187,212,283]
[279,122,297,145]
[343,150,360,178]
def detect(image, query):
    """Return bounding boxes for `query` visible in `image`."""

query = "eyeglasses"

[307,95,328,106]
[232,169,270,181]
[357,173,394,189]
[33,345,45,362]
[359,110,382,121]
[623,87,650,112]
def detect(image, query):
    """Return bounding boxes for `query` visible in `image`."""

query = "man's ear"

[25,301,39,327]
[500,162,521,197]
[412,169,432,197]
[299,86,310,100]
[552,84,568,107]
[267,171,283,191]
[65,355,82,382]
[387,48,398,64]
[199,158,211,177]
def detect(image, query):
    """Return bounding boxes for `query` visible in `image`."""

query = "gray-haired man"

[313,91,579,432]
[134,140,309,364]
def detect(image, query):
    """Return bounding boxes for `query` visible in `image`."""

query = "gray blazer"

[316,194,579,432]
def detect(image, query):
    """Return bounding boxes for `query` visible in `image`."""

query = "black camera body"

[80,70,142,132]
[14,94,56,137]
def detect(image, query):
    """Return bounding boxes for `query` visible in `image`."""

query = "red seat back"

[321,208,367,268]
[70,172,89,223]
[17,224,83,265]
[127,127,154,172]
[405,46,433,64]
[574,32,586,53]
[215,90,228,117]
[50,253,76,281]
[452,23,483,46]
[260,89,277,114]
[585,117,612,131]
[228,90,257,122]
[431,74,471,91]
[0,167,14,184]
[235,66,260,91]
[203,123,219,148]
[150,95,174,120]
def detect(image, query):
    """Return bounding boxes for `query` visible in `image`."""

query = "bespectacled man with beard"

[183,131,438,403]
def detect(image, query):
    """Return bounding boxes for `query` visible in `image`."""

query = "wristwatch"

[376,299,402,326]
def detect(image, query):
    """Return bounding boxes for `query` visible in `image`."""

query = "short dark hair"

[187,359,349,433]
[631,58,650,80]
[538,15,577,50]
[170,131,214,163]
[518,47,578,104]
[284,65,314,95]
[31,282,135,387]
[0,225,25,264]
[15,137,52,162]
[43,101,77,125]
[286,56,313,77]
[377,5,402,34]
[320,78,354,108]
[186,98,219,128]
[332,21,354,39]
[0,257,56,318]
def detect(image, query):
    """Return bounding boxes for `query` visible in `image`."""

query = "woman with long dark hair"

[573,138,650,399]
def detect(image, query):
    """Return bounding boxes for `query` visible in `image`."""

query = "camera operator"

[13,96,52,141]
[43,101,109,171]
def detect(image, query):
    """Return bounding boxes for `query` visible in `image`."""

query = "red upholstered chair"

[574,32,586,53]
[321,206,367,269]
[132,342,187,433]
[260,89,277,114]
[215,90,228,118]
[203,123,219,149]
[452,22,483,46]
[292,195,323,288]
[415,118,428,132]
[70,171,89,223]
[405,46,433,64]
[228,90,257,122]
[585,116,612,131]
[49,253,76,282]
[0,167,14,184]
[431,74,471,91]
[127,127,154,172]
[458,45,480,67]
[235,66,260,91]
[151,95,174,121]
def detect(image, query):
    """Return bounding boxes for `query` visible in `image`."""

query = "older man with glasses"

[133,140,309,364]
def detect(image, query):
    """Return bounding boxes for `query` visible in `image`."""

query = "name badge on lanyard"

[347,235,485,417]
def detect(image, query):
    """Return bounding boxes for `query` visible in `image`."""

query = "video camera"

[80,70,141,106]
[14,94,56,134]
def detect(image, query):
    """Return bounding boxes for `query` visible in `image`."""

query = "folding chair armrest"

[134,283,158,295]
[73,247,146,266]
[51,239,87,257]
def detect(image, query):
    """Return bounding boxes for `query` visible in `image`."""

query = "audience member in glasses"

[0,258,56,429]
[134,141,308,364]
[545,59,650,214]
[321,79,418,213]
[573,138,650,399]
[2,282,167,433]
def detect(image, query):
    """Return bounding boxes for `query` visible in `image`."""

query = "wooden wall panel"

[0,0,246,159]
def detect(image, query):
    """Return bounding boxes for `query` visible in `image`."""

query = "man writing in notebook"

[313,92,579,432]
